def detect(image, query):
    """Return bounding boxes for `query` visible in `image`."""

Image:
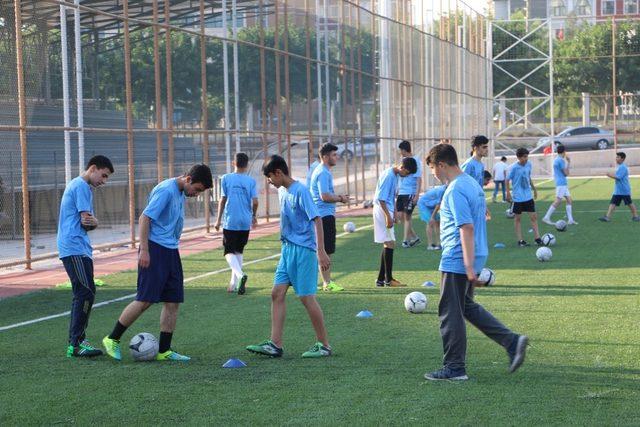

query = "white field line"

[0,224,373,332]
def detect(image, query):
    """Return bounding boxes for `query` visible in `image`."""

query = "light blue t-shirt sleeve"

[317,171,332,196]
[250,179,258,199]
[221,175,228,198]
[450,190,473,228]
[143,188,171,221]
[380,175,395,203]
[300,188,320,221]
[616,165,627,180]
[75,183,93,213]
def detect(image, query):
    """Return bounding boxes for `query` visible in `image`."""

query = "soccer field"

[1,178,639,425]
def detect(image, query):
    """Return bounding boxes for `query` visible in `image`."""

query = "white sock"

[235,254,244,277]
[225,253,243,281]
[544,205,556,220]
[566,205,574,222]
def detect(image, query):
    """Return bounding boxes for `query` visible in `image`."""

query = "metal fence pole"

[153,0,164,182]
[59,5,72,183]
[164,0,175,177]
[200,0,211,233]
[74,0,85,172]
[123,0,136,248]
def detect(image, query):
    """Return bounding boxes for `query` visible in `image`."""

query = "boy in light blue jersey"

[305,159,320,188]
[103,164,212,362]
[542,145,577,225]
[424,144,528,381]
[247,155,332,359]
[461,135,488,188]
[214,152,258,294]
[396,140,423,248]
[599,152,640,222]
[310,143,349,292]
[418,185,447,250]
[373,157,417,287]
[506,148,543,247]
[57,155,114,358]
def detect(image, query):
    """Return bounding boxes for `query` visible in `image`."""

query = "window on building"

[602,0,616,14]
[551,0,567,16]
[575,0,592,15]
[624,0,638,14]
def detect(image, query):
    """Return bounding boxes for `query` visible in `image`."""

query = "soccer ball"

[129,332,159,361]
[505,208,515,219]
[404,291,427,314]
[536,246,553,262]
[343,221,356,233]
[478,268,496,286]
[541,233,556,246]
[555,219,567,232]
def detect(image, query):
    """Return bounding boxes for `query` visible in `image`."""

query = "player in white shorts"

[543,144,577,225]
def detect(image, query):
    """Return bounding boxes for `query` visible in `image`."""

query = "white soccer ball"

[505,208,515,219]
[129,332,159,361]
[478,268,496,286]
[343,221,356,233]
[541,233,556,246]
[555,219,567,232]
[404,291,427,314]
[536,246,553,262]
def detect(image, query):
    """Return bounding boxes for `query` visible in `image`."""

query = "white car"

[532,127,613,153]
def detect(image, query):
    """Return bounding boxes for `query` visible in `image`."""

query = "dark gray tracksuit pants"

[439,272,517,371]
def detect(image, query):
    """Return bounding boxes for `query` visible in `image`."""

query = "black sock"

[159,331,173,353]
[377,249,386,282]
[109,321,127,341]
[384,247,394,282]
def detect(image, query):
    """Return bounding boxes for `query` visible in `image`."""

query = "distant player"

[418,184,447,251]
[542,145,577,226]
[373,157,417,287]
[396,140,423,248]
[103,164,213,362]
[424,143,528,381]
[246,155,332,358]
[305,159,320,188]
[310,143,349,292]
[492,156,508,203]
[461,135,488,187]
[599,152,640,222]
[506,148,543,247]
[214,152,258,294]
[57,155,114,358]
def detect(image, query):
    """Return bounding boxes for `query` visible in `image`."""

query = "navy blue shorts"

[136,240,184,303]
[610,195,632,206]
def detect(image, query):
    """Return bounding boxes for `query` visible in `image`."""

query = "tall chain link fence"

[0,0,491,267]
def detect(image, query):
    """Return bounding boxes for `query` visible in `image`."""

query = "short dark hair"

[516,147,529,158]
[617,152,626,160]
[186,164,213,189]
[426,144,458,166]
[484,170,492,180]
[263,154,289,176]
[320,143,338,157]
[471,135,489,147]
[556,144,566,154]
[402,156,418,174]
[398,140,411,152]
[235,152,249,168]
[500,156,507,161]
[86,155,114,173]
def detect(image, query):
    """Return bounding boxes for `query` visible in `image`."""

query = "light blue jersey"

[553,157,568,186]
[143,178,186,249]
[279,181,320,251]
[461,157,484,187]
[418,185,447,211]
[57,176,94,258]
[305,160,320,188]
[613,163,631,196]
[221,172,257,231]
[398,155,422,195]
[374,167,399,211]
[508,161,533,202]
[310,164,336,217]
[439,173,488,275]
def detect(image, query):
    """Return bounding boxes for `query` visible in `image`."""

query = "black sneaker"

[424,367,469,381]
[535,238,543,246]
[598,216,610,222]
[507,335,529,373]
[409,237,421,247]
[237,274,248,295]
[66,342,103,358]
[518,240,529,247]
[375,280,388,287]
[246,339,283,357]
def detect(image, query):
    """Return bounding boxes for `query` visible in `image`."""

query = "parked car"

[532,126,613,153]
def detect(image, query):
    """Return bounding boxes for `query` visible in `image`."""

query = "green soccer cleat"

[102,336,122,361]
[301,342,332,358]
[66,341,103,358]
[237,274,248,295]
[246,339,283,357]
[156,350,191,361]
[323,281,344,292]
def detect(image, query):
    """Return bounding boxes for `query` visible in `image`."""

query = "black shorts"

[223,229,250,255]
[321,215,336,255]
[610,195,633,206]
[396,195,415,215]
[137,240,184,303]
[512,199,536,215]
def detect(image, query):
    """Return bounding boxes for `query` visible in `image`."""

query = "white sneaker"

[567,220,578,225]
[542,217,554,226]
